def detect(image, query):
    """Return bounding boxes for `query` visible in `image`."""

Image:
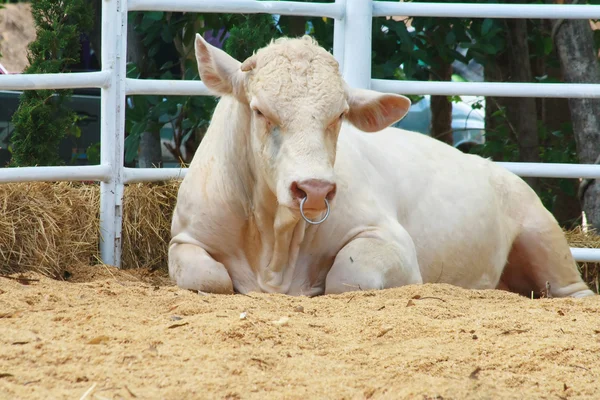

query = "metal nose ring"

[299,197,330,225]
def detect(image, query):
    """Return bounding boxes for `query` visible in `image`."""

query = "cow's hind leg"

[325,226,423,295]
[500,210,595,298]
[168,243,234,294]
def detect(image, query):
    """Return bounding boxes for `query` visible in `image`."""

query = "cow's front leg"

[168,243,234,294]
[325,229,422,294]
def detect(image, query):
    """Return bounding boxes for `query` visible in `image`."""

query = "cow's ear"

[195,33,247,102]
[346,87,411,133]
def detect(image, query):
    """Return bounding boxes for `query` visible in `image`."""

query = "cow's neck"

[214,96,306,293]
[250,178,306,293]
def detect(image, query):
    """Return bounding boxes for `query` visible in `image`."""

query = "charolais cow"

[168,34,595,299]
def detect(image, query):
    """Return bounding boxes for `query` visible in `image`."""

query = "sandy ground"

[1,264,599,400]
[0,3,35,73]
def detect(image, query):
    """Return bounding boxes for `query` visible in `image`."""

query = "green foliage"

[86,142,101,165]
[124,12,241,164]
[9,0,93,166]
[223,14,283,60]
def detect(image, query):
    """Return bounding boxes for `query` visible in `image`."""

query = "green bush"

[9,0,93,167]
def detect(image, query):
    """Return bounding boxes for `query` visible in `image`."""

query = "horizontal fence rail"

[6,163,595,185]
[372,80,600,99]
[126,79,211,96]
[0,71,110,91]
[128,0,344,18]
[0,165,111,184]
[373,2,600,19]
[5,163,600,185]
[1,0,600,265]
[127,78,600,98]
[571,249,600,264]
[497,163,600,180]
[125,162,600,182]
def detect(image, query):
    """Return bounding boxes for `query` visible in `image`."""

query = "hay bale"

[564,226,600,249]
[0,182,99,278]
[0,180,181,277]
[121,181,180,270]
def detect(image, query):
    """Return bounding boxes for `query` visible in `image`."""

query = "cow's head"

[194,34,410,218]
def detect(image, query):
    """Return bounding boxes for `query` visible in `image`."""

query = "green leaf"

[481,19,494,36]
[160,126,174,139]
[140,14,158,30]
[390,22,414,53]
[70,125,82,139]
[126,62,141,79]
[148,45,160,58]
[130,121,147,138]
[543,36,553,55]
[182,129,195,143]
[445,31,456,46]
[181,119,195,130]
[479,43,498,55]
[559,179,576,197]
[124,134,142,164]
[86,142,101,165]
[160,61,175,71]
[145,11,164,22]
[161,28,173,43]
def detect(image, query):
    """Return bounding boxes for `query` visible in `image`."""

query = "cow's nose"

[291,179,337,210]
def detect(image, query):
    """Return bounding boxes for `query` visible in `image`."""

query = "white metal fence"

[1,0,600,267]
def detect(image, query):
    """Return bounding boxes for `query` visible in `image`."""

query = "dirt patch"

[0,3,35,73]
[1,264,599,399]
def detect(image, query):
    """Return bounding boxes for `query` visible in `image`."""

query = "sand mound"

[0,264,599,399]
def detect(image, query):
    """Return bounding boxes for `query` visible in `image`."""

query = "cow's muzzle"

[290,179,336,225]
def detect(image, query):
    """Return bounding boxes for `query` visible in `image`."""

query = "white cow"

[168,34,595,298]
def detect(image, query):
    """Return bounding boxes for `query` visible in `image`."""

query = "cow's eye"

[254,109,264,117]
[329,113,345,129]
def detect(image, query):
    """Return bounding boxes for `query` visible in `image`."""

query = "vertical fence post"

[99,0,127,267]
[333,0,346,72]
[342,0,372,89]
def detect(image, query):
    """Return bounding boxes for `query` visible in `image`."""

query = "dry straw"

[0,182,99,278]
[565,226,600,293]
[121,180,180,271]
[0,180,599,292]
